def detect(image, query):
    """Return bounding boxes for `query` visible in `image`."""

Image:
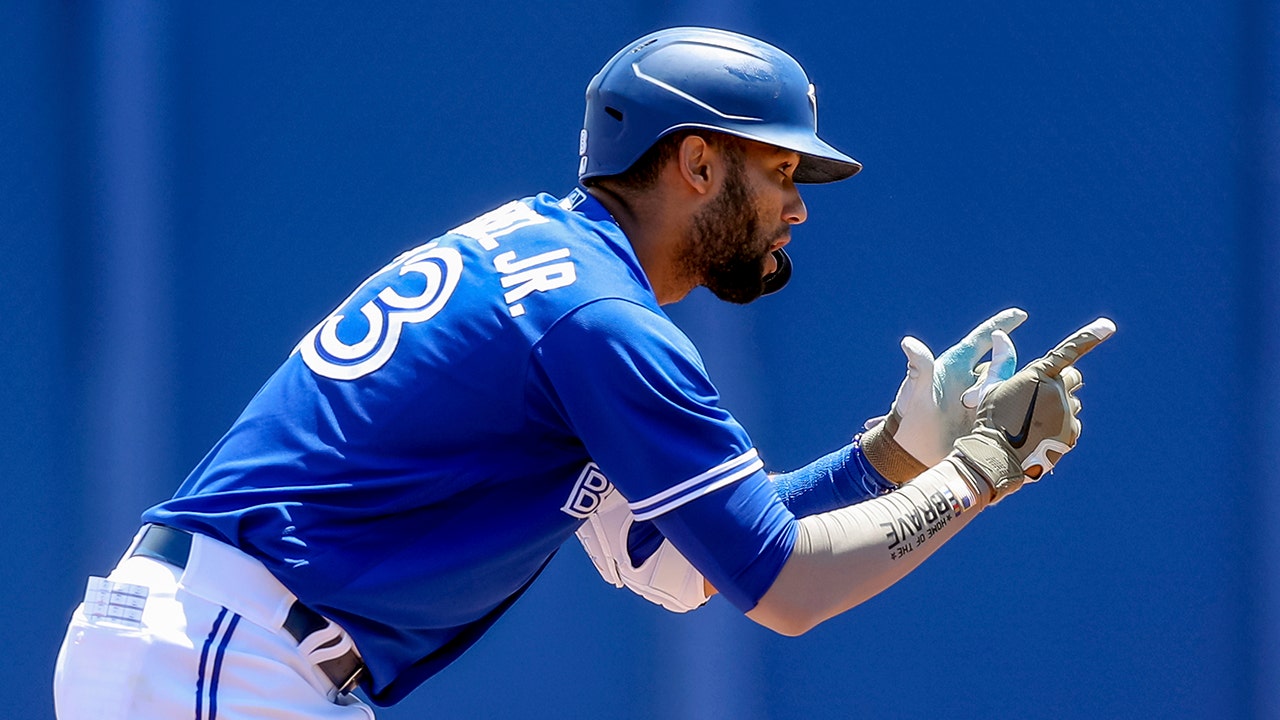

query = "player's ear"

[676,135,713,194]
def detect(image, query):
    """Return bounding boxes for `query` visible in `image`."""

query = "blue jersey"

[144,189,798,705]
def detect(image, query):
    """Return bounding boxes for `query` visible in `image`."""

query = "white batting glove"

[575,487,710,613]
[861,308,1025,484]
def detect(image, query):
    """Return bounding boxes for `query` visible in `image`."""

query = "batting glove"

[575,487,710,613]
[861,308,1026,485]
[950,318,1116,503]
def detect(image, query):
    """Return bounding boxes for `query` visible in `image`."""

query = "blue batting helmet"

[578,27,861,184]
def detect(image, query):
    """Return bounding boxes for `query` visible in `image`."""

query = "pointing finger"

[1036,318,1116,378]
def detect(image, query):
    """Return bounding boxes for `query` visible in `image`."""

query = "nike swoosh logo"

[1003,380,1041,448]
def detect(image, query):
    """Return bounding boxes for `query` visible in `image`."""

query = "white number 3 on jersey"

[297,242,463,381]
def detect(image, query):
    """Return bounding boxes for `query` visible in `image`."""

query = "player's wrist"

[859,416,928,486]
[949,431,1024,504]
[847,436,897,496]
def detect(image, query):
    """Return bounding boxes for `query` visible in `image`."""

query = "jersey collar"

[558,186,658,298]
[558,186,617,226]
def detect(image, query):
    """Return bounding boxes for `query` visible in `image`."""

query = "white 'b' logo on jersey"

[562,463,613,518]
[298,242,463,380]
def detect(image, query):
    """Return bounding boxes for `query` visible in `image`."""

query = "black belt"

[132,524,365,694]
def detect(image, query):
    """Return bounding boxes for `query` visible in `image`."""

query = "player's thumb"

[900,336,935,381]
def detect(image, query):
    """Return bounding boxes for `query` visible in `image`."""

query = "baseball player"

[53,27,1114,719]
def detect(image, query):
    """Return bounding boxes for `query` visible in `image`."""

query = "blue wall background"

[4,1,1277,718]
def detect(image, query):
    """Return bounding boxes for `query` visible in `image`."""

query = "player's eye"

[778,162,794,180]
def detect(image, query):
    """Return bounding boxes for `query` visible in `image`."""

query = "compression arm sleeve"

[747,459,988,636]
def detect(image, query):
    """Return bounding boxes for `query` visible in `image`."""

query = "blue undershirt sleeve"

[770,435,896,516]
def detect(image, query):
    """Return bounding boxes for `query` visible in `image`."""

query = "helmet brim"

[795,149,862,184]
[689,123,862,185]
[765,128,862,184]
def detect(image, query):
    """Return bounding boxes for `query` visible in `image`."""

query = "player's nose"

[784,187,807,225]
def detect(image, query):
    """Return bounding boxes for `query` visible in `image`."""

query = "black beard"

[685,162,781,305]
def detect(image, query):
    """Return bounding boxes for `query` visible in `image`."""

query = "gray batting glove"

[862,308,1027,485]
[950,318,1116,503]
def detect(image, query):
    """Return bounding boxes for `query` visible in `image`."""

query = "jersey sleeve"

[531,298,796,611]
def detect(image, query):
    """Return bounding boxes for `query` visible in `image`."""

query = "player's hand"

[861,308,1026,484]
[951,318,1116,503]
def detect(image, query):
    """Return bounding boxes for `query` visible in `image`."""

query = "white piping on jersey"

[629,448,764,522]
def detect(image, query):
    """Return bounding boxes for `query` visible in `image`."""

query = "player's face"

[686,142,806,304]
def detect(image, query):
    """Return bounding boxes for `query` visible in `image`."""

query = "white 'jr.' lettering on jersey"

[298,200,576,379]
[297,242,463,381]
[452,200,576,316]
[495,249,576,317]
[562,462,613,518]
[451,201,548,250]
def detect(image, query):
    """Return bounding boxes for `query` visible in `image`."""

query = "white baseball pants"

[54,529,375,720]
